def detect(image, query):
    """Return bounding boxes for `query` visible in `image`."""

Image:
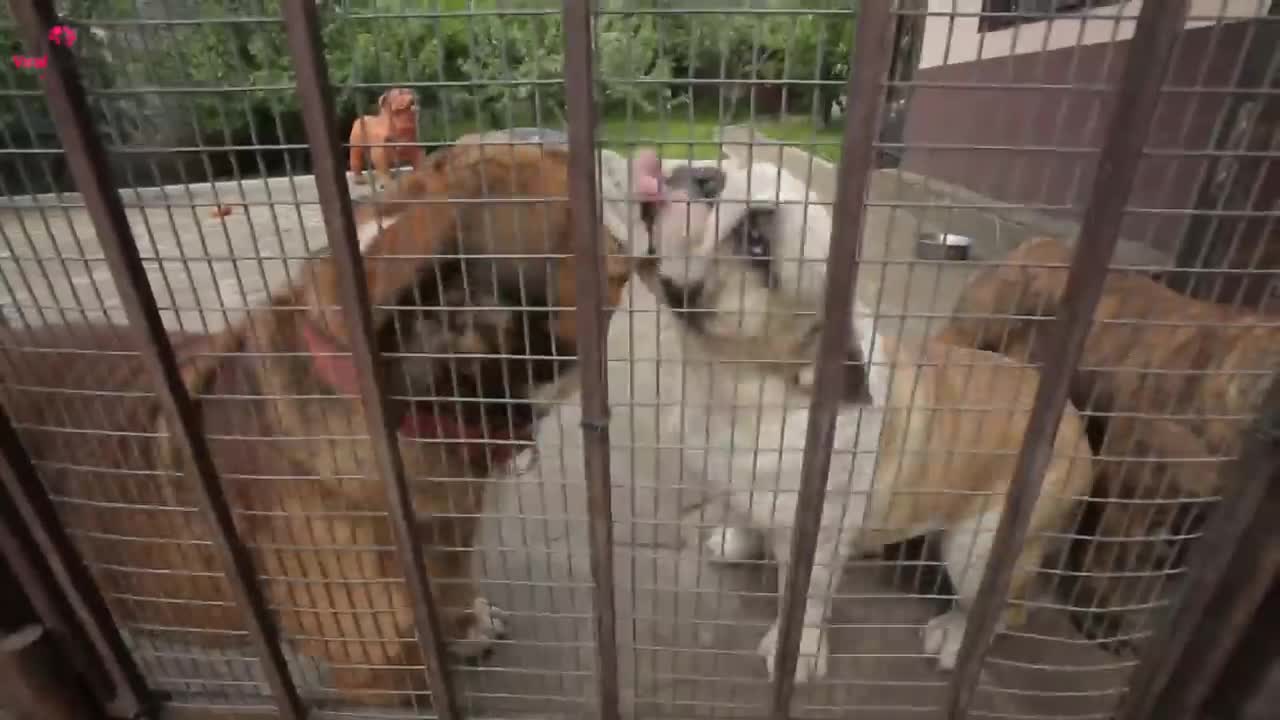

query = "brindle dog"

[0,142,631,707]
[936,235,1279,655]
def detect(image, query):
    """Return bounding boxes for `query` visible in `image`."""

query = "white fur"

[704,525,764,562]
[648,163,832,349]
[647,154,1038,680]
[599,147,669,259]
[356,211,399,252]
[644,160,899,684]
[686,352,887,684]
[447,597,509,659]
[852,301,892,408]
[925,506,1005,670]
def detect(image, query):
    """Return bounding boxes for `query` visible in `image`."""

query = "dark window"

[980,0,1126,33]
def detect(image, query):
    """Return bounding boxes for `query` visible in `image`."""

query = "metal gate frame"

[1,1,1277,719]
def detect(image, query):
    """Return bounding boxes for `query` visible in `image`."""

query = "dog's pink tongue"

[633,148,664,200]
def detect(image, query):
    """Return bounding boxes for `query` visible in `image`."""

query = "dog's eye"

[746,227,769,258]
[639,202,658,239]
[731,206,774,268]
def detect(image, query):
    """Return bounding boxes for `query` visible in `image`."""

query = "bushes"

[1,1,855,188]
[0,0,121,193]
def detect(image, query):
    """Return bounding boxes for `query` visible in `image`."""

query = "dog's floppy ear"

[379,88,418,113]
[397,89,419,111]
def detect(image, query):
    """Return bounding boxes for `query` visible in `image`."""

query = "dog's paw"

[758,622,829,684]
[795,364,817,390]
[448,598,509,661]
[923,609,969,671]
[704,526,764,563]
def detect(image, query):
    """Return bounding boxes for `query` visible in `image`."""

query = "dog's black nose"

[669,165,726,200]
[659,277,702,312]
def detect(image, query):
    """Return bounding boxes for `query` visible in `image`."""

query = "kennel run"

[0,2,1277,720]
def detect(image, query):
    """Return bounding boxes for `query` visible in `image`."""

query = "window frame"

[979,0,1126,33]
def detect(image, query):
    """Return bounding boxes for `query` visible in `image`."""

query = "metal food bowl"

[916,232,973,261]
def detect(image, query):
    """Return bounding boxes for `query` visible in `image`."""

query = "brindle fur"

[935,235,1280,654]
[0,142,630,706]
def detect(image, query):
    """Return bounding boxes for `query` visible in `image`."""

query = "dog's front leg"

[415,510,509,662]
[758,514,858,685]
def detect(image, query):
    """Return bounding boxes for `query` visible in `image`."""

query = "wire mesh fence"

[0,1,1276,719]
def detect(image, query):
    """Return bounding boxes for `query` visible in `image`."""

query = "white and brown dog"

[629,150,1094,683]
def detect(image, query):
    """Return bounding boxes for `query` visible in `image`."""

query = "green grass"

[598,116,723,159]
[753,116,844,162]
[598,113,844,162]
[424,112,844,162]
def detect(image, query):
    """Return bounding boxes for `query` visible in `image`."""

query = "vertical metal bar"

[768,5,895,718]
[1118,374,1280,720]
[944,3,1188,718]
[561,2,621,719]
[0,406,151,719]
[5,2,307,718]
[278,2,460,718]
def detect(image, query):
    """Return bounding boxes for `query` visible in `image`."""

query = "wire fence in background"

[0,2,1276,720]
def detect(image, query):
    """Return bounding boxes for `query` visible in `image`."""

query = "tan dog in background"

[348,87,427,188]
[631,152,1093,682]
[936,235,1280,653]
[0,142,632,708]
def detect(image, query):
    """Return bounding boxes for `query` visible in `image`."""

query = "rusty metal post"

[279,2,461,717]
[0,624,107,720]
[561,2,622,719]
[765,4,895,718]
[6,2,306,717]
[1119,373,1280,720]
[943,3,1189,718]
[0,404,152,718]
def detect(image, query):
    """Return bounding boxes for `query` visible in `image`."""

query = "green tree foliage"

[1,0,855,189]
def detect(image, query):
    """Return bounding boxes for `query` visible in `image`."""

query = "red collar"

[301,322,531,468]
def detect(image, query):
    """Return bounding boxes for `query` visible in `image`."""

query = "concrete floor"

[0,140,1133,719]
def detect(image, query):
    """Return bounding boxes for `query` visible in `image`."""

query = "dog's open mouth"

[303,257,574,468]
[384,261,572,453]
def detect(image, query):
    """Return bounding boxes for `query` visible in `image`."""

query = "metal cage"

[0,1,1276,719]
